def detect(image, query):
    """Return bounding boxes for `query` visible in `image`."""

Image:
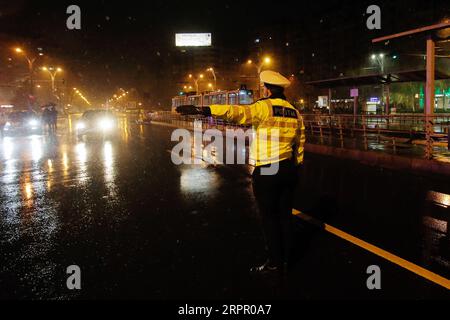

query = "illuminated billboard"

[175,33,212,47]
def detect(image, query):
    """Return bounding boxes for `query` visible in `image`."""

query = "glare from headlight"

[76,122,86,130]
[99,118,114,131]
[29,119,40,127]
[5,122,11,127]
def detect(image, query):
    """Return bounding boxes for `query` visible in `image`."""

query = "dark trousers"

[252,159,299,267]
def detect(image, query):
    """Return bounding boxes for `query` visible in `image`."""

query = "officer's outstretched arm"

[176,105,211,116]
[209,101,268,126]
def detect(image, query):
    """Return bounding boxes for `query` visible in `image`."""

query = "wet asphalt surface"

[0,116,449,300]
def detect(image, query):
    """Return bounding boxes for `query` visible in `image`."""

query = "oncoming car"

[3,111,42,136]
[76,110,118,139]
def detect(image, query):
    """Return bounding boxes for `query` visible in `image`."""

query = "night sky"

[0,0,449,106]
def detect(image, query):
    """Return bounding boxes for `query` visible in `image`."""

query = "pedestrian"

[42,106,52,133]
[49,104,58,133]
[177,70,306,276]
[0,110,8,137]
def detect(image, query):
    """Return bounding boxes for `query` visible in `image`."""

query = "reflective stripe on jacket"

[210,98,305,167]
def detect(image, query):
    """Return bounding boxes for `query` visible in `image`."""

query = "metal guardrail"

[302,114,450,134]
[144,111,450,159]
[302,114,450,158]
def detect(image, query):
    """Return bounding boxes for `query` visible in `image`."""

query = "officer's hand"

[176,105,202,115]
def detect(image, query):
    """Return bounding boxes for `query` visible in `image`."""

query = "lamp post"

[371,53,385,74]
[247,56,272,98]
[206,68,217,91]
[189,74,204,95]
[41,67,63,93]
[14,47,44,109]
[371,53,386,113]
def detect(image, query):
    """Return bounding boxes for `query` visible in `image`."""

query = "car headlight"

[29,119,40,127]
[98,118,114,131]
[5,122,11,128]
[76,122,86,130]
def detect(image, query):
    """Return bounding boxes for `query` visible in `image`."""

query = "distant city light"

[175,33,212,47]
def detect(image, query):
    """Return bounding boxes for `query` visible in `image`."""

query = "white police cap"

[260,70,291,88]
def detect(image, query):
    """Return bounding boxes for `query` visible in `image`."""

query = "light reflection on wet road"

[0,116,448,299]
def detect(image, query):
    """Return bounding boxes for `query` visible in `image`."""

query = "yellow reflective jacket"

[210,98,306,167]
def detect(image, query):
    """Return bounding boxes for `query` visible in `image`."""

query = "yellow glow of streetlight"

[208,83,213,88]
[57,67,63,72]
[199,74,204,79]
[189,74,193,78]
[264,57,271,64]
[15,48,23,54]
[42,66,48,71]
[247,60,253,65]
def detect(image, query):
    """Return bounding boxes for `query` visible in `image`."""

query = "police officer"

[177,70,306,276]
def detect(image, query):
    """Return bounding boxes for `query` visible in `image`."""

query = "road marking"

[292,209,450,290]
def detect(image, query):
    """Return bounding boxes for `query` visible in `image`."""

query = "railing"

[302,114,450,134]
[302,114,449,159]
[147,111,251,132]
[144,112,450,160]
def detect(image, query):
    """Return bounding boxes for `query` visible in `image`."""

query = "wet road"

[0,116,449,300]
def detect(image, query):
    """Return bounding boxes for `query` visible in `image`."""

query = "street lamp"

[72,88,91,106]
[247,56,272,74]
[247,56,273,97]
[206,67,217,91]
[371,53,385,73]
[188,74,204,95]
[371,53,387,113]
[41,66,63,94]
[14,47,43,109]
[263,57,271,67]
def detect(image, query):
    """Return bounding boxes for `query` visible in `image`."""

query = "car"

[76,110,118,139]
[3,111,42,136]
